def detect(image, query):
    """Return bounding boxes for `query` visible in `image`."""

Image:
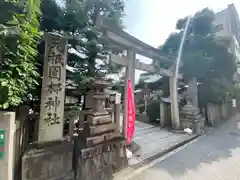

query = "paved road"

[130,116,240,180]
[129,121,192,165]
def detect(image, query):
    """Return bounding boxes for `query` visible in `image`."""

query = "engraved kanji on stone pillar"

[38,33,68,142]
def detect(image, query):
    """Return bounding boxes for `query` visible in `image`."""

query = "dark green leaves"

[0,0,40,109]
[40,0,125,92]
[160,8,236,106]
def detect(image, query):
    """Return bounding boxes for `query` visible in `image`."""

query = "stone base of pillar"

[171,122,180,130]
[180,119,193,130]
[22,139,74,180]
[75,138,127,180]
[179,101,205,133]
[193,121,201,134]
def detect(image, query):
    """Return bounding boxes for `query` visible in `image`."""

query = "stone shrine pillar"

[38,33,68,142]
[169,76,180,129]
[179,91,204,134]
[22,33,74,180]
[187,77,198,108]
[75,80,127,180]
[160,102,165,127]
[123,50,136,138]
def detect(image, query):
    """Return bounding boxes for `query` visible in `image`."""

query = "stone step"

[86,131,121,147]
[85,123,117,136]
[87,114,113,125]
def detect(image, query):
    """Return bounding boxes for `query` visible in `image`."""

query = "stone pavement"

[114,121,198,179]
[125,115,240,180]
[128,121,197,165]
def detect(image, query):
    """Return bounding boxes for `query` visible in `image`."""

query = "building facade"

[213,3,240,90]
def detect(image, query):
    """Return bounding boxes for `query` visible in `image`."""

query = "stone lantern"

[76,79,127,180]
[179,91,204,134]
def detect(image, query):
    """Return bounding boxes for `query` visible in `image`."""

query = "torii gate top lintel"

[97,18,174,62]
[97,17,182,79]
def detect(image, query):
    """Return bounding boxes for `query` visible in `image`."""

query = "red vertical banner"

[127,80,136,145]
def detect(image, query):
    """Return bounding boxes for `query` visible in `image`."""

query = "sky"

[123,0,240,81]
[57,0,240,82]
[124,0,240,47]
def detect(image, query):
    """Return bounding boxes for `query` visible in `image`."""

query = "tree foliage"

[0,0,41,109]
[160,8,237,106]
[40,0,124,92]
[0,0,124,109]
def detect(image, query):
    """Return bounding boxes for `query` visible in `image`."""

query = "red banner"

[127,80,136,145]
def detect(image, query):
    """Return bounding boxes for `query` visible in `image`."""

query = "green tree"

[0,0,41,109]
[28,0,125,110]
[39,0,124,90]
[160,8,236,107]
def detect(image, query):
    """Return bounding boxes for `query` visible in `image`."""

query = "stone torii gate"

[96,18,183,136]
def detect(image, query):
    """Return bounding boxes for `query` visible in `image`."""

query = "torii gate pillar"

[123,50,136,138]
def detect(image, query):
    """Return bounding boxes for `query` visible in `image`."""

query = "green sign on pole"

[0,130,5,159]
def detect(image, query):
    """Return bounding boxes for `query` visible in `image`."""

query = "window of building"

[215,24,224,32]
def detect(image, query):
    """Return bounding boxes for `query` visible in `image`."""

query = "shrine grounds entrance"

[1,15,182,180]
[96,17,183,134]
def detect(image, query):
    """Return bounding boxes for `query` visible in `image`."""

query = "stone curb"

[131,117,231,167]
[130,134,200,170]
[113,134,200,180]
[135,117,232,168]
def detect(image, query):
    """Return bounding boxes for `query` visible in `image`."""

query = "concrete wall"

[213,4,240,74]
[213,4,240,40]
[213,9,232,37]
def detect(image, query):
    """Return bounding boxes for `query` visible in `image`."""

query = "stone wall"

[207,102,232,126]
[21,137,127,180]
[75,138,127,180]
[22,140,74,180]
